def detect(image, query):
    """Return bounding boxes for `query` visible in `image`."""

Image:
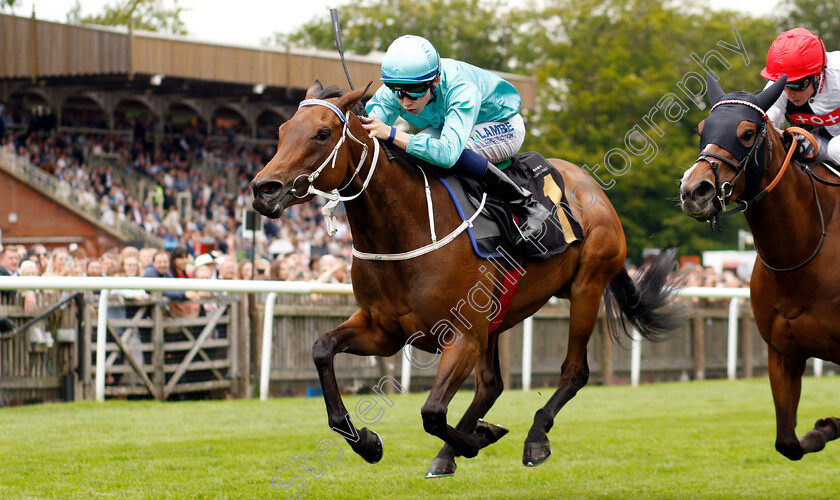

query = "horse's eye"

[742,130,755,141]
[316,128,331,141]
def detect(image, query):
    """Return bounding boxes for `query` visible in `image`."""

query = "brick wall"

[0,170,126,256]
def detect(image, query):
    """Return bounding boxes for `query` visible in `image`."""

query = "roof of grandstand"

[0,13,536,110]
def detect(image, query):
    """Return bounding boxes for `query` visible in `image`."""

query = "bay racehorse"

[680,74,840,460]
[252,80,683,476]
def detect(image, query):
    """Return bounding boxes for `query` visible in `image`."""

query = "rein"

[294,99,380,235]
[298,98,487,261]
[757,166,826,272]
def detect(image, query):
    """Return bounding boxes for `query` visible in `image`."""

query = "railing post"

[82,293,93,400]
[95,290,110,402]
[692,307,706,380]
[237,294,252,398]
[814,358,824,377]
[600,316,613,385]
[742,307,753,379]
[259,292,277,401]
[229,296,240,397]
[521,316,533,391]
[401,346,412,392]
[631,328,641,387]
[727,298,740,381]
[151,292,164,400]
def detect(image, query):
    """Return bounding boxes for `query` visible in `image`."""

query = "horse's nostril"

[253,180,283,199]
[692,181,714,201]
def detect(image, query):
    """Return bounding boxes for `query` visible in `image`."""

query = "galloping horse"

[680,74,840,460]
[252,80,682,476]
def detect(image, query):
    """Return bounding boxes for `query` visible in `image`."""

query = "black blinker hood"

[699,73,787,198]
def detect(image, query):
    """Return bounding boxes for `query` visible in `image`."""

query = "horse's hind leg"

[421,335,491,461]
[523,284,601,467]
[312,310,402,464]
[427,334,507,478]
[768,346,840,459]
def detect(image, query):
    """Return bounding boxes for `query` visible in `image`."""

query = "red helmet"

[761,28,827,81]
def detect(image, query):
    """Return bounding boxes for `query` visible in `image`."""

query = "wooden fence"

[78,293,250,401]
[258,295,838,396]
[2,289,837,406]
[0,290,81,405]
[1,291,250,405]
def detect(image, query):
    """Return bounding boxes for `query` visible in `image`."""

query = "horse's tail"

[603,248,685,342]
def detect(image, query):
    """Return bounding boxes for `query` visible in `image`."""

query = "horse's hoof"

[775,439,804,461]
[523,440,552,467]
[358,429,383,464]
[475,419,509,447]
[425,457,456,478]
[815,417,840,441]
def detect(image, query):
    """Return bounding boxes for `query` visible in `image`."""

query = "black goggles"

[385,81,433,100]
[785,76,814,92]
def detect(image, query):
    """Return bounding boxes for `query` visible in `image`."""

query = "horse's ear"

[757,75,787,112]
[305,79,324,99]
[697,119,705,136]
[706,72,724,106]
[337,81,373,111]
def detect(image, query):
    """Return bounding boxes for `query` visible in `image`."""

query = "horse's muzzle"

[679,179,716,220]
[251,179,287,218]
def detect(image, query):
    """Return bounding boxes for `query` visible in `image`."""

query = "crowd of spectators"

[0,240,350,306]
[0,107,354,284]
[0,107,750,309]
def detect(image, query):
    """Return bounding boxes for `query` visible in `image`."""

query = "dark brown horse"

[252,80,682,476]
[680,74,840,460]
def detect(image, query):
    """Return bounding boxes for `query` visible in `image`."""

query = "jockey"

[761,27,840,166]
[361,34,548,244]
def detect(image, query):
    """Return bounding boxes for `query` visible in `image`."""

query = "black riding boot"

[480,162,549,245]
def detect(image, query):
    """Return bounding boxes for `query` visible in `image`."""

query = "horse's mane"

[315,85,367,117]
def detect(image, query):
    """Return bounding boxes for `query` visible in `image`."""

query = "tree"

[505,0,777,257]
[0,0,19,11]
[67,0,188,35]
[273,0,520,72]
[779,0,840,48]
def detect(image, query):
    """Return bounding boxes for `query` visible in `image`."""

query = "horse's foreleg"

[312,311,402,464]
[523,285,600,467]
[768,347,840,457]
[767,346,807,460]
[427,335,507,478]
[420,337,484,460]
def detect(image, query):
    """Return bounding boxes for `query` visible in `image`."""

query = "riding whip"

[330,8,355,90]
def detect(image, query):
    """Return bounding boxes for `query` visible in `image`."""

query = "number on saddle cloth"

[448,152,585,265]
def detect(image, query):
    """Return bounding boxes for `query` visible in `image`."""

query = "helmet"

[380,35,440,84]
[761,27,827,81]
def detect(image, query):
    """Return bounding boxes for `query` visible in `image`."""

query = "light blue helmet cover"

[380,35,440,84]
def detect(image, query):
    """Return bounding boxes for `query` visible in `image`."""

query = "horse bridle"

[696,99,827,272]
[696,99,772,231]
[292,98,381,235]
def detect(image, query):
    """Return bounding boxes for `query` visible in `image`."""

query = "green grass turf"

[1,377,840,499]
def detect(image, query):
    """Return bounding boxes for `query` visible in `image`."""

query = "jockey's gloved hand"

[791,132,817,163]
